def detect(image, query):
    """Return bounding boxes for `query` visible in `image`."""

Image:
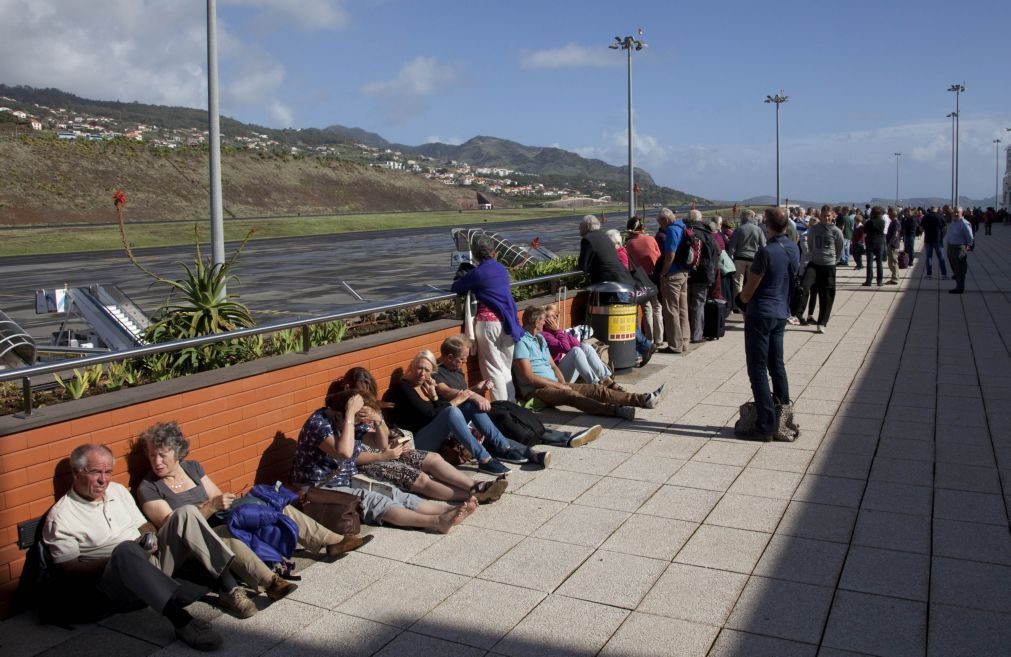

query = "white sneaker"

[643,383,666,409]
[568,425,603,447]
[816,324,825,334]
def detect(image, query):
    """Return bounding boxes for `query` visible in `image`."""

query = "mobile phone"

[139,532,157,550]
[394,435,411,446]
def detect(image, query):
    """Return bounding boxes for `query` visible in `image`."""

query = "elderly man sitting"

[42,444,248,651]
[513,306,665,420]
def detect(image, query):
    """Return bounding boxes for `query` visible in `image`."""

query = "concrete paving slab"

[839,545,930,601]
[636,484,723,522]
[753,535,848,587]
[706,493,789,533]
[708,629,817,657]
[851,509,931,555]
[372,632,484,657]
[728,467,804,500]
[478,536,592,593]
[573,475,662,512]
[607,452,687,483]
[667,461,743,491]
[932,489,1008,526]
[598,611,719,657]
[530,503,629,548]
[411,579,545,650]
[463,493,566,535]
[776,500,858,544]
[34,626,157,657]
[409,526,524,576]
[930,557,1011,614]
[934,462,1003,494]
[556,549,667,609]
[748,445,815,473]
[599,513,697,560]
[932,517,1011,565]
[544,444,629,475]
[861,481,932,516]
[335,564,468,628]
[288,553,402,610]
[638,562,748,626]
[674,525,771,574]
[927,603,1011,657]
[511,469,602,503]
[637,433,708,460]
[867,456,933,487]
[726,576,834,644]
[258,612,398,657]
[807,450,874,480]
[821,591,926,657]
[492,595,628,657]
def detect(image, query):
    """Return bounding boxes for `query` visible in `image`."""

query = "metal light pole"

[765,91,789,207]
[946,112,957,206]
[609,30,646,221]
[948,83,965,206]
[894,152,901,207]
[207,0,226,277]
[995,139,1002,209]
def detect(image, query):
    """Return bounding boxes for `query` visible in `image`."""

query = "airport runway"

[0,212,652,342]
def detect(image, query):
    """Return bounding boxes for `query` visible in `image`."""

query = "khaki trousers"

[661,271,690,352]
[532,382,649,416]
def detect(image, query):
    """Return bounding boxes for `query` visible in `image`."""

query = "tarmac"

[3,226,1010,657]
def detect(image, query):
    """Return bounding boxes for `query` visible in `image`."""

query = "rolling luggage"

[703,299,726,340]
[898,251,909,269]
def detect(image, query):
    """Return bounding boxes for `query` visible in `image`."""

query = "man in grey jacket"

[796,206,844,333]
[727,209,766,312]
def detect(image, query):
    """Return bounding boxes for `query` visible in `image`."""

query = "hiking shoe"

[497,448,530,464]
[478,459,510,475]
[176,618,223,652]
[266,574,299,600]
[643,384,666,409]
[530,450,552,468]
[220,587,257,618]
[615,406,636,421]
[568,425,602,447]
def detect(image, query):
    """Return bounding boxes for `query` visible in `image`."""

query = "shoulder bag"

[298,471,363,536]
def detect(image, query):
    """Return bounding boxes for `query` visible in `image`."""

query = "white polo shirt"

[43,482,147,564]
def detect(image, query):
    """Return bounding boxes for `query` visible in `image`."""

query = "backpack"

[487,400,546,446]
[674,225,703,271]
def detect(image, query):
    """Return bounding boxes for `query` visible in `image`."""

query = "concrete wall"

[0,294,577,618]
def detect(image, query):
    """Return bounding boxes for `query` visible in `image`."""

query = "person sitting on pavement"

[135,421,372,604]
[292,390,475,533]
[433,335,604,449]
[336,368,509,503]
[391,350,533,474]
[540,302,623,389]
[513,305,665,421]
[577,214,655,367]
[42,444,234,651]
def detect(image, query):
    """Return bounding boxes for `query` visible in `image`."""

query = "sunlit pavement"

[4,226,1010,657]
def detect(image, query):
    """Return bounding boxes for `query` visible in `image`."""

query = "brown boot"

[265,575,298,602]
[325,533,374,560]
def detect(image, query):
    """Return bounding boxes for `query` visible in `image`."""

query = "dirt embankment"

[0,136,495,226]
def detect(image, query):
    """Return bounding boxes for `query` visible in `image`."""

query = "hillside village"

[0,94,607,204]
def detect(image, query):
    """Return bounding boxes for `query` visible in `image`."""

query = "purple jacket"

[451,259,524,342]
[541,327,579,363]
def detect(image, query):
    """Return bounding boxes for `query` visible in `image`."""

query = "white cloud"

[520,43,616,69]
[268,100,294,127]
[427,135,463,145]
[0,0,347,128]
[364,56,462,122]
[221,0,349,30]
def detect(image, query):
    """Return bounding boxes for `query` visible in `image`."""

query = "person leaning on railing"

[134,421,372,605]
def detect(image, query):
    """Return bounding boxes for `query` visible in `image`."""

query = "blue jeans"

[923,242,947,277]
[838,240,850,265]
[558,344,611,383]
[744,316,789,434]
[411,401,514,462]
[864,245,885,284]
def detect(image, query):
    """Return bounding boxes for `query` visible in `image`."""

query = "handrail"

[1,270,583,415]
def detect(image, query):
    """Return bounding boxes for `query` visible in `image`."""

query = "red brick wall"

[0,296,576,618]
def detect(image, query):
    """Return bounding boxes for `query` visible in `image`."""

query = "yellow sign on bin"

[589,304,637,341]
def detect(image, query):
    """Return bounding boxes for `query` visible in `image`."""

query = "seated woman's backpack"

[487,400,546,446]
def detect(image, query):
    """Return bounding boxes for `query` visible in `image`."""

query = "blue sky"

[2,0,1009,202]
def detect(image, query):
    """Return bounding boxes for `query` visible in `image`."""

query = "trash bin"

[585,282,638,371]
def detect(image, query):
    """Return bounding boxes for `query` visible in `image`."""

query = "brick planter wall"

[0,295,577,618]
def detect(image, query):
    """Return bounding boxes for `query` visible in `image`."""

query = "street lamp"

[946,112,957,206]
[894,152,901,207]
[207,0,226,292]
[765,91,789,207]
[609,29,647,221]
[995,139,1002,210]
[947,83,965,206]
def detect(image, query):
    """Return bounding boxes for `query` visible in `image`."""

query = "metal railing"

[0,271,582,417]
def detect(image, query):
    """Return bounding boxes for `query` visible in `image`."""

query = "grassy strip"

[0,205,625,257]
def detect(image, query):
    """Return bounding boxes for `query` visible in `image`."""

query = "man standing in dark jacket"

[577,215,655,366]
[920,208,948,278]
[685,210,719,343]
[862,207,887,287]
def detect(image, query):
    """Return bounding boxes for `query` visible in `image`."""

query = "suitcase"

[703,299,727,339]
[898,251,909,269]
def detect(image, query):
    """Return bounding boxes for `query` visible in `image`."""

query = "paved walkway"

[5,227,1011,657]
